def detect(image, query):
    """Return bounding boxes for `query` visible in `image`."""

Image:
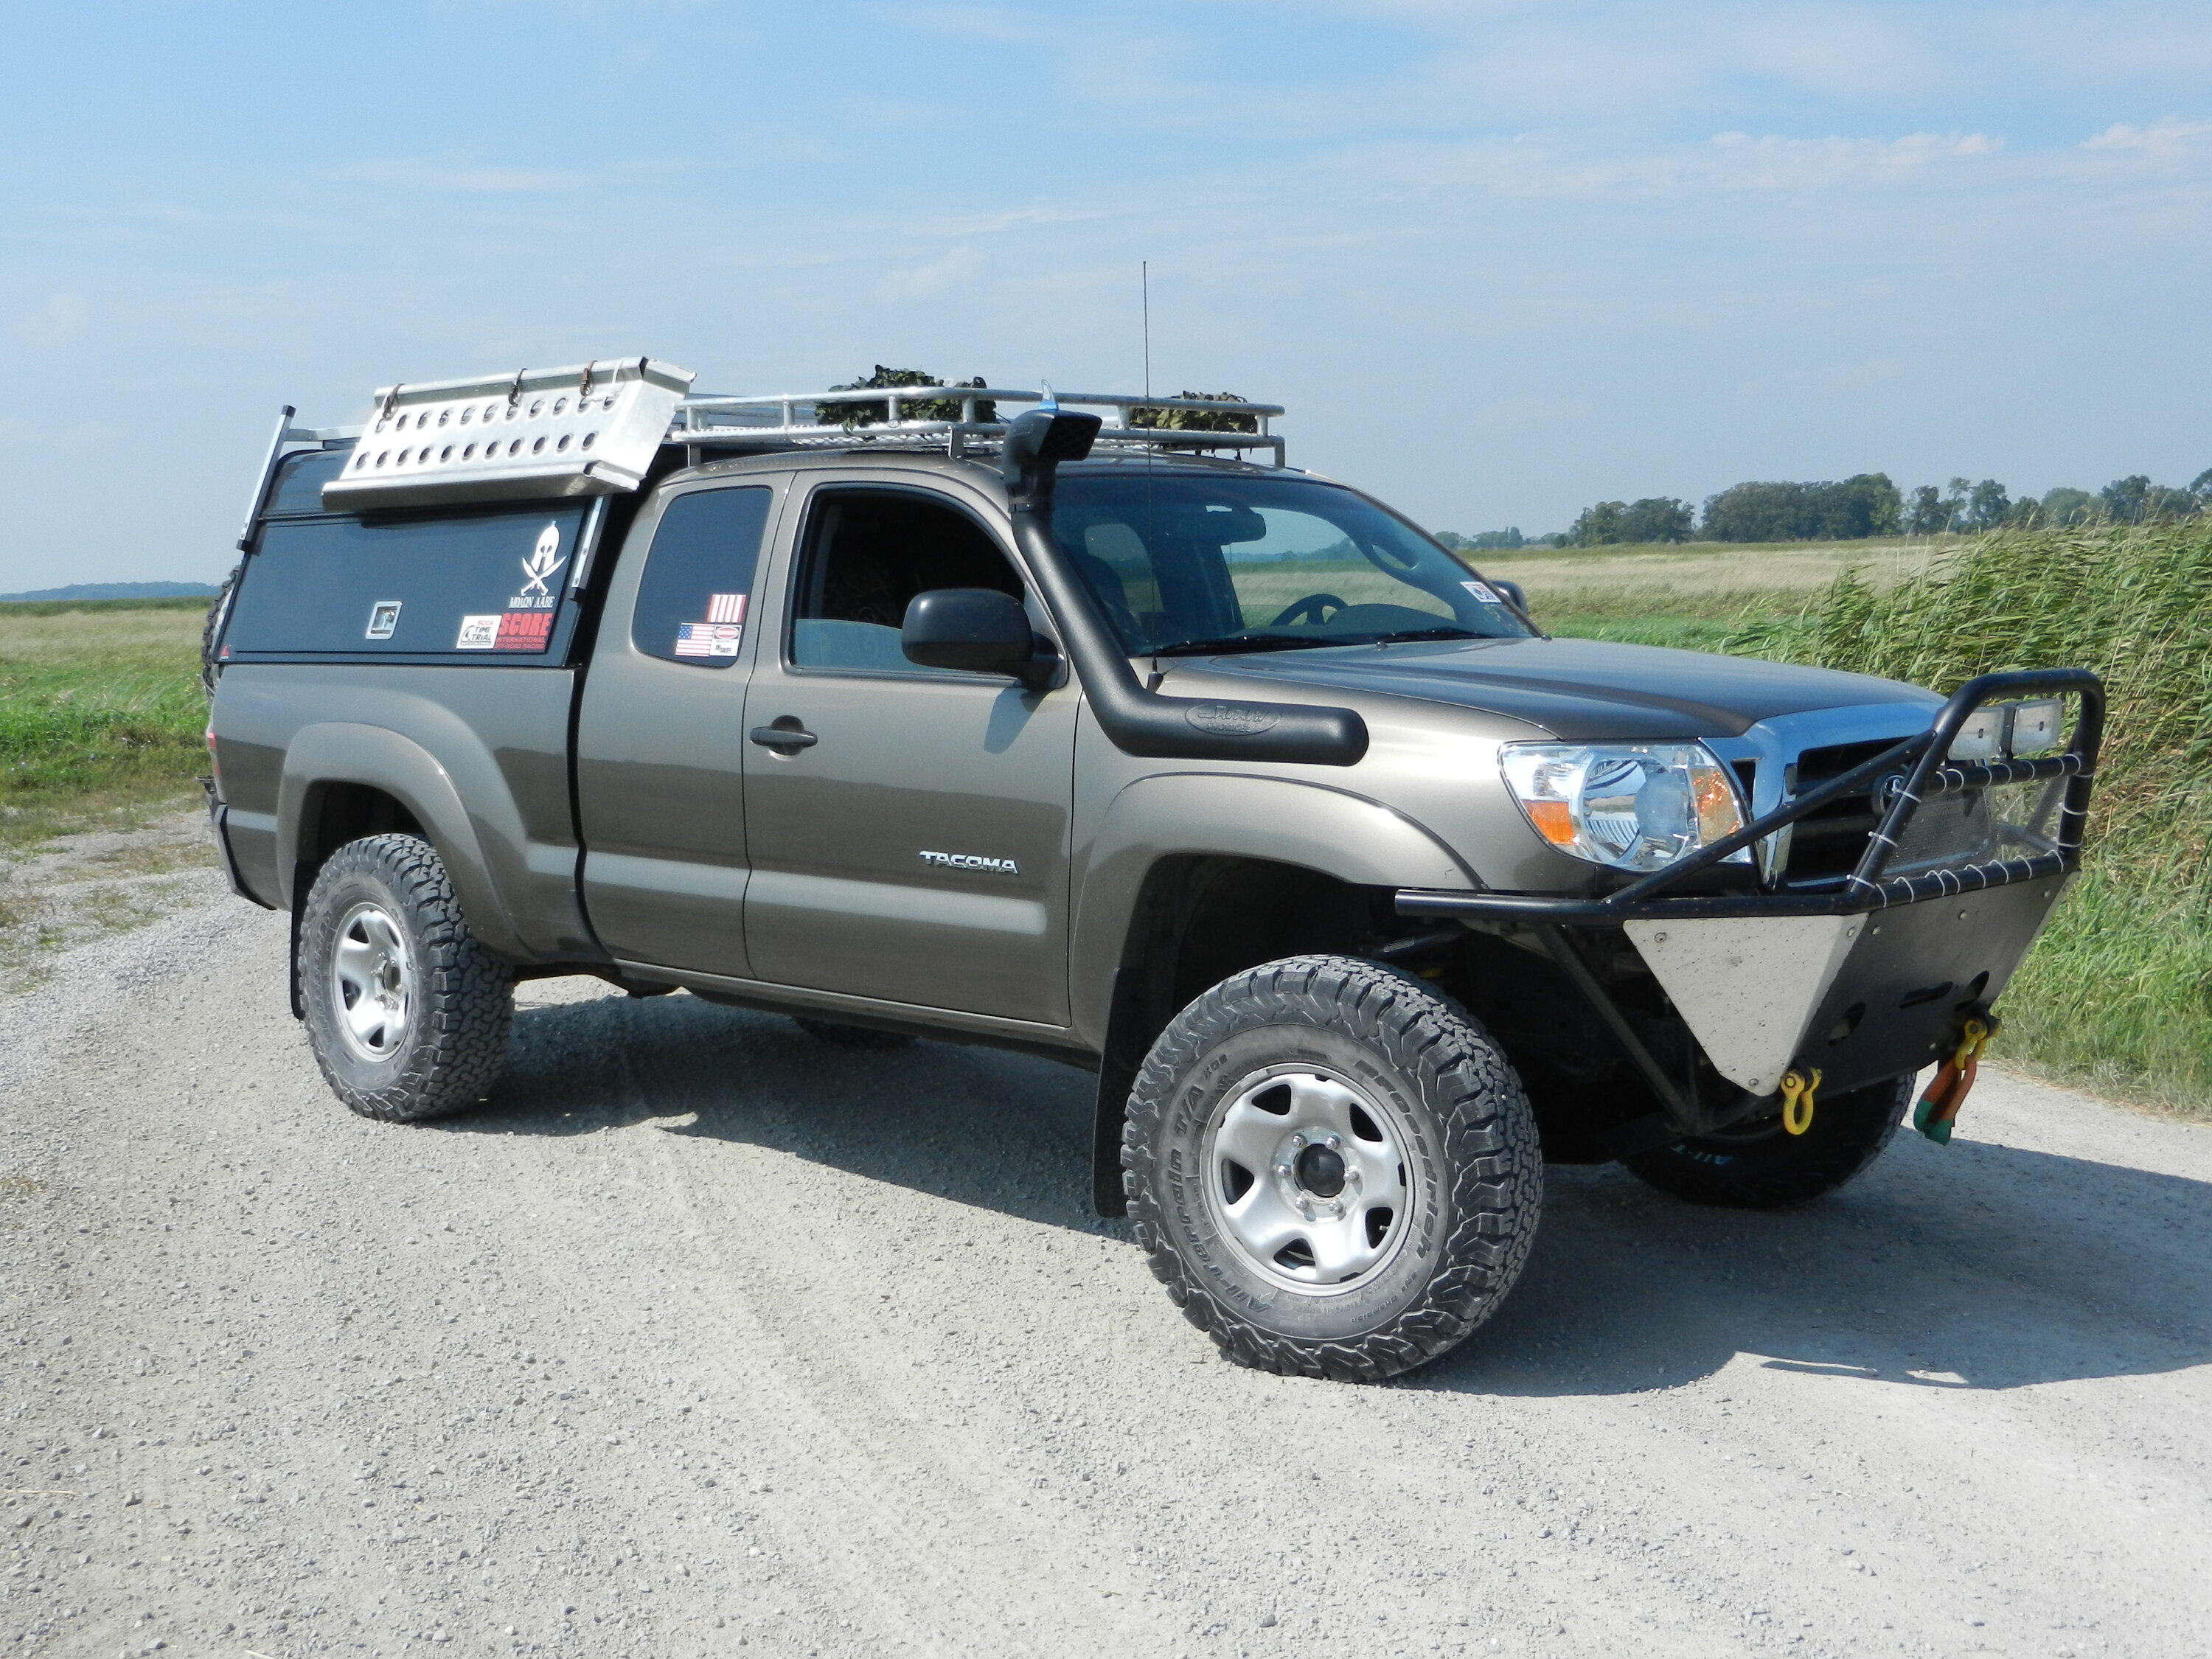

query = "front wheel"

[1122,956,1543,1382]
[299,834,513,1122]
[1621,1074,1913,1209]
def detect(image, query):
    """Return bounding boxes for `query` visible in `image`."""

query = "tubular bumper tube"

[1394,668,2104,1107]
[1001,409,1369,768]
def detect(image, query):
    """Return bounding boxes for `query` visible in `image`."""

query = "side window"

[789,490,1022,674]
[631,487,773,667]
[224,503,590,659]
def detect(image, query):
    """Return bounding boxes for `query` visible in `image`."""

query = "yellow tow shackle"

[1954,1017,1994,1069]
[1779,1068,1822,1136]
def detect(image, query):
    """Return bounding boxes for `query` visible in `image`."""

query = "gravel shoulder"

[4,874,2209,1659]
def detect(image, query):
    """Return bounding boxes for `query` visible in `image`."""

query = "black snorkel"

[1001,406,1370,767]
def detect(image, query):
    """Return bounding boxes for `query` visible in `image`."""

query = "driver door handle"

[750,722,818,751]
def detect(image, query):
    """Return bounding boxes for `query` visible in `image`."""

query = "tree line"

[1439,468,2212,549]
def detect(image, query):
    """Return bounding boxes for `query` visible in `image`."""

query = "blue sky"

[4,1,2209,586]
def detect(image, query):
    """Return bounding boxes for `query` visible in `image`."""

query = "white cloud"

[2081,119,2212,155]
[876,243,987,303]
[35,291,88,344]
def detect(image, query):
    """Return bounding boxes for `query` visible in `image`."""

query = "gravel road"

[5,861,2210,1659]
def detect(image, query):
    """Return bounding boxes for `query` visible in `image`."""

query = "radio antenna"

[1141,261,1152,400]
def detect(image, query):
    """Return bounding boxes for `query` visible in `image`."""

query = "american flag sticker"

[706,592,747,625]
[674,622,742,658]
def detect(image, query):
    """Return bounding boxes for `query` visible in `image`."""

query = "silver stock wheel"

[330,902,413,1062]
[1123,955,1543,1382]
[299,834,512,1124]
[1204,1068,1411,1290]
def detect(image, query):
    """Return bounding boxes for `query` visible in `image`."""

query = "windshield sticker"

[706,592,747,625]
[674,622,742,659]
[1461,580,1503,605]
[365,600,402,640]
[495,611,554,652]
[455,614,501,650]
[510,523,568,609]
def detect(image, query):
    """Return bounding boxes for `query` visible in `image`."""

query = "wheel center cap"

[1295,1144,1347,1198]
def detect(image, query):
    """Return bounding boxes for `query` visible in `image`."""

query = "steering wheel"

[1270,592,1349,627]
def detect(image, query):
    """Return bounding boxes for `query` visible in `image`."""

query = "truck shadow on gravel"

[1421,1142,2212,1399]
[462,992,2212,1395]
[456,992,1119,1236]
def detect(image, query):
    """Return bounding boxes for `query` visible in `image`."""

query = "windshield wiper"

[1363,627,1486,645]
[1150,633,1338,657]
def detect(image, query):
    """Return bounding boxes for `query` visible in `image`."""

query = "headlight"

[1499,742,1747,872]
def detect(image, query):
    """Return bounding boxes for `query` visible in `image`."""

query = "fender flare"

[1068,771,1478,1048]
[276,721,527,961]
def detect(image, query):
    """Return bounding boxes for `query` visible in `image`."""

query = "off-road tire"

[1622,1074,1913,1209]
[299,834,512,1123]
[792,1016,915,1050]
[1122,955,1543,1382]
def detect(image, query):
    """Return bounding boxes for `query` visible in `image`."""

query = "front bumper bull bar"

[1395,669,2104,1122]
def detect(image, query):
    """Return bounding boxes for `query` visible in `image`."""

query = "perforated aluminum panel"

[321,358,694,511]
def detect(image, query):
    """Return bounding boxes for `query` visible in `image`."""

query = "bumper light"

[1500,742,1747,873]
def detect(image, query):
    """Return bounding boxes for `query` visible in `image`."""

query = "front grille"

[1781,739,1891,886]
[1775,735,2009,888]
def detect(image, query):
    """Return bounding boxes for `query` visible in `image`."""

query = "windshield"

[1048,469,1532,655]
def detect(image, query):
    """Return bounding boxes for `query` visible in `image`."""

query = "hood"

[1186,635,1939,741]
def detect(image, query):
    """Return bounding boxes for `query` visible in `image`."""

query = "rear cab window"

[630,486,773,667]
[220,447,593,664]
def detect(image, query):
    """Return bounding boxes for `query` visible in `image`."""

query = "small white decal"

[1461,580,1502,605]
[517,523,567,599]
[455,613,501,650]
[706,592,747,625]
[366,600,403,639]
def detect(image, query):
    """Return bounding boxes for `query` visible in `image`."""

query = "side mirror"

[1491,578,1528,616]
[902,588,1052,685]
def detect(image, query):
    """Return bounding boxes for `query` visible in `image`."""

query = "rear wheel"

[299,834,512,1122]
[1622,1074,1913,1209]
[1122,955,1543,1382]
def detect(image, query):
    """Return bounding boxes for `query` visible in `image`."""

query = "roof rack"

[671,386,1287,468]
[279,363,1288,519]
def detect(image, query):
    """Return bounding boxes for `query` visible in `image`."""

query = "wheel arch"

[1072,773,1480,1216]
[276,723,526,962]
[1069,772,1477,1048]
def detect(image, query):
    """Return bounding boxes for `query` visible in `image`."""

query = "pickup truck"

[204,360,2102,1382]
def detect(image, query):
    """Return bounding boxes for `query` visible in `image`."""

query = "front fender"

[277,722,527,961]
[1068,771,1478,1047]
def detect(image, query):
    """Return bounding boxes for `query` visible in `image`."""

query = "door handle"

[750,721,818,751]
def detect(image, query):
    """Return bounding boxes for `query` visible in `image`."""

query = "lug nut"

[1323,1134,1341,1151]
[1274,1164,1292,1180]
[1289,1134,1306,1150]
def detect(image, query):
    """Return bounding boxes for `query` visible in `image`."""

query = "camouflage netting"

[816,366,995,428]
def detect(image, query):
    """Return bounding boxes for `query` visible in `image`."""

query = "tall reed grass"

[1730,524,2212,1112]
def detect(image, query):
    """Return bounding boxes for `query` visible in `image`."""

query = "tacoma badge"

[919,850,1020,876]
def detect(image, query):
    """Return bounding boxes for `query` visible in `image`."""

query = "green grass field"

[0,597,212,844]
[3,535,2202,1116]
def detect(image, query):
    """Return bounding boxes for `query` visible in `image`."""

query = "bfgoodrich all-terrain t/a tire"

[299,834,513,1123]
[1123,955,1543,1382]
[1621,1074,1913,1210]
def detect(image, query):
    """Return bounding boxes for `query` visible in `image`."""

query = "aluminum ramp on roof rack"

[322,358,695,512]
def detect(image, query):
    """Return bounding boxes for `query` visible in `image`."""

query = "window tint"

[224,505,589,658]
[631,487,773,667]
[262,446,356,516]
[1051,470,1531,655]
[790,490,1020,674]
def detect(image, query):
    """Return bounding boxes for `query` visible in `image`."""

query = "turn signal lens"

[1499,742,1748,872]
